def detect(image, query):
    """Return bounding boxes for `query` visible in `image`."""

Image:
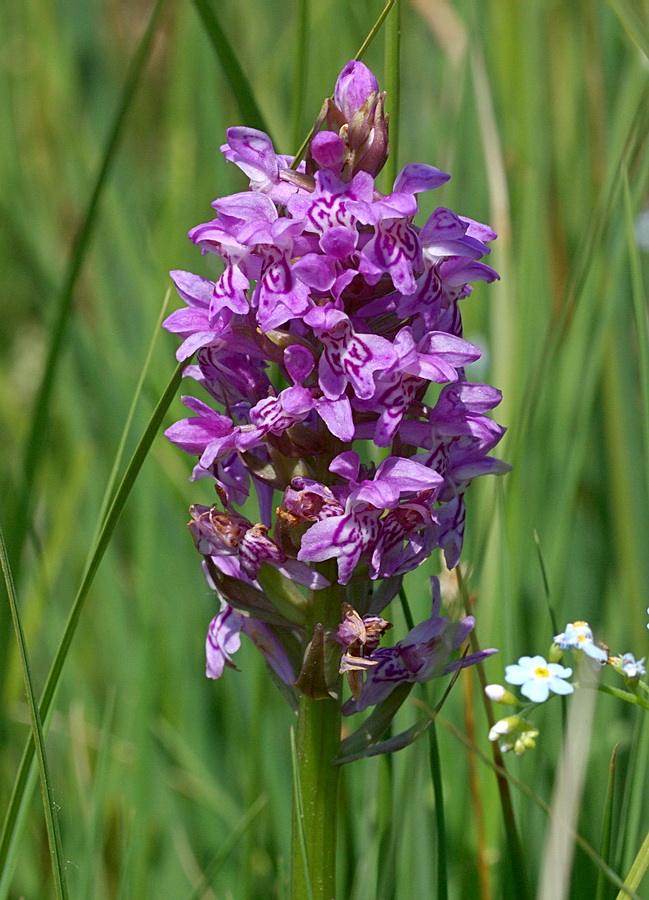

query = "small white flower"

[505,655,573,703]
[620,653,646,680]
[553,621,608,663]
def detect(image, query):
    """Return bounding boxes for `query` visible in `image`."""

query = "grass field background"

[2,0,649,897]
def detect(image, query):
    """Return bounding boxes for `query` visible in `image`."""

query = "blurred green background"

[2,0,649,897]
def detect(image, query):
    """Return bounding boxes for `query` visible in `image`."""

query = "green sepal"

[256,563,309,626]
[336,716,433,764]
[205,559,305,627]
[294,624,335,700]
[334,683,413,762]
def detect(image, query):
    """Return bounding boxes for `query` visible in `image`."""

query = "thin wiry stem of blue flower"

[533,531,566,732]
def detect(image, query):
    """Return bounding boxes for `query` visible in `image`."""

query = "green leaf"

[192,0,273,141]
[0,361,183,884]
[608,0,649,58]
[0,530,68,900]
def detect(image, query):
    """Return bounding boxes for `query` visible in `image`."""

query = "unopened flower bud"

[485,684,520,705]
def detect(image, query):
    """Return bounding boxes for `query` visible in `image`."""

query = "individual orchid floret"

[553,621,608,664]
[505,655,573,703]
[164,270,238,361]
[328,59,389,179]
[206,600,294,683]
[342,577,497,713]
[336,602,392,697]
[297,453,442,583]
[302,305,397,401]
[488,716,539,756]
[189,503,327,590]
[220,126,305,204]
[484,684,521,705]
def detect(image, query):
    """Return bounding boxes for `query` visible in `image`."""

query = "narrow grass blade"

[4,0,167,589]
[0,529,68,900]
[0,362,183,881]
[192,0,272,140]
[354,0,396,62]
[623,170,649,497]
[291,0,396,168]
[596,744,619,900]
[289,0,310,151]
[183,794,268,900]
[428,723,448,900]
[608,0,649,58]
[616,828,649,900]
[382,0,401,187]
[94,287,172,536]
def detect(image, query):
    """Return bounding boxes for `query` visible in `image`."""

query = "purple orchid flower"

[164,58,508,704]
[189,504,328,590]
[343,577,497,713]
[206,599,294,683]
[297,452,442,583]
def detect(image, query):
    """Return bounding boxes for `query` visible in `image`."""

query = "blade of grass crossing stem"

[596,745,619,900]
[290,727,314,900]
[192,0,273,141]
[616,828,649,900]
[0,362,183,884]
[623,170,649,499]
[0,530,68,900]
[93,288,171,538]
[354,0,395,62]
[5,0,166,589]
[291,0,396,169]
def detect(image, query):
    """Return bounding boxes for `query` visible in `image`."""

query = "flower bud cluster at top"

[164,60,509,700]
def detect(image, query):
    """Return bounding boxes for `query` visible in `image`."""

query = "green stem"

[291,568,343,900]
[291,693,341,900]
